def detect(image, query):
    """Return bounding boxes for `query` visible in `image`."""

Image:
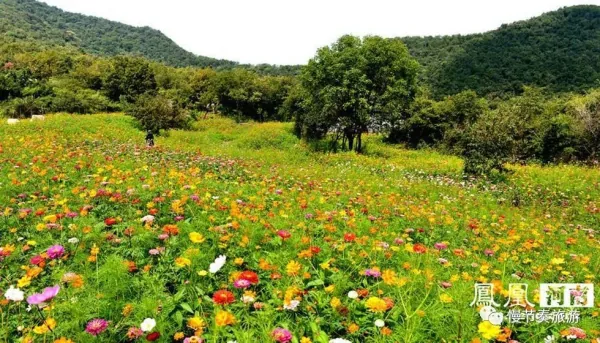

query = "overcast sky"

[40,0,599,65]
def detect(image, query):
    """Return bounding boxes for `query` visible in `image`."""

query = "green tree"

[103,56,157,102]
[298,35,419,151]
[127,94,190,133]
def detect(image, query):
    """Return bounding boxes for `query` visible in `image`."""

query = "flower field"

[0,114,599,343]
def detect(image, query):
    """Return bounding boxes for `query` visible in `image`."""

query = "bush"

[126,94,190,133]
[460,110,514,175]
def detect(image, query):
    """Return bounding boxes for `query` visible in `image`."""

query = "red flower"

[104,218,117,226]
[277,230,291,240]
[146,332,160,341]
[239,271,259,284]
[413,243,427,254]
[212,290,235,305]
[344,233,356,242]
[310,246,321,254]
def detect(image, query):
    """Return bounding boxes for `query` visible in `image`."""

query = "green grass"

[0,113,598,343]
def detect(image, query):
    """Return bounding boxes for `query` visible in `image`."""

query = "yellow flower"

[197,270,208,276]
[187,316,205,330]
[286,260,302,276]
[324,285,335,293]
[365,297,388,312]
[234,257,244,265]
[300,338,312,343]
[551,258,565,265]
[439,293,453,303]
[189,232,205,243]
[175,257,191,268]
[33,318,56,335]
[174,332,185,340]
[215,311,236,326]
[17,275,31,288]
[478,321,501,340]
[330,297,341,308]
[54,338,74,343]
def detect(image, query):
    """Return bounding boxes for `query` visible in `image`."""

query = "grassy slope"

[0,114,598,342]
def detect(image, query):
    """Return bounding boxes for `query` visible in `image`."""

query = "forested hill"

[402,5,600,97]
[0,0,241,69]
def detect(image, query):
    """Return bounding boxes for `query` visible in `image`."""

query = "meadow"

[0,114,599,343]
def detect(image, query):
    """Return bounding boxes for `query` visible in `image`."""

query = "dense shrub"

[127,94,190,133]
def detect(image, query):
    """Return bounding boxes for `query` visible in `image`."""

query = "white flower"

[141,215,155,223]
[67,237,79,244]
[329,339,352,343]
[209,255,226,274]
[140,318,156,332]
[4,286,24,302]
[544,335,556,343]
[374,319,385,327]
[241,294,255,303]
[347,290,358,299]
[283,299,300,311]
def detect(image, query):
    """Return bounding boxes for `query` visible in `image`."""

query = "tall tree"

[298,35,419,151]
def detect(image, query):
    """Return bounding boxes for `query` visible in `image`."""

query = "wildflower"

[329,339,351,343]
[365,297,388,312]
[4,285,24,302]
[187,316,205,331]
[413,243,427,254]
[127,327,143,339]
[478,321,501,340]
[560,327,586,340]
[375,319,385,327]
[286,260,302,276]
[209,255,226,273]
[86,318,108,336]
[67,237,79,244]
[277,230,291,240]
[434,242,448,250]
[439,293,453,303]
[272,328,293,343]
[104,218,117,226]
[343,233,356,242]
[27,285,60,305]
[214,311,236,326]
[238,270,259,284]
[233,279,251,288]
[140,318,156,332]
[175,257,191,268]
[347,291,358,299]
[283,299,300,311]
[141,215,155,224]
[184,336,203,343]
[364,269,381,278]
[54,338,74,343]
[146,332,160,341]
[213,290,235,305]
[189,232,205,243]
[47,245,65,259]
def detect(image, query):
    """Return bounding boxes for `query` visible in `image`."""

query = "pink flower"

[440,281,452,289]
[434,242,448,250]
[364,269,381,278]
[272,328,292,343]
[484,249,495,256]
[86,318,108,336]
[30,255,45,265]
[233,279,251,289]
[277,230,291,240]
[27,285,60,305]
[47,245,65,259]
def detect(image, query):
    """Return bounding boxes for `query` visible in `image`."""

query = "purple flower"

[86,318,108,336]
[47,245,65,259]
[27,285,60,305]
[364,269,381,278]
